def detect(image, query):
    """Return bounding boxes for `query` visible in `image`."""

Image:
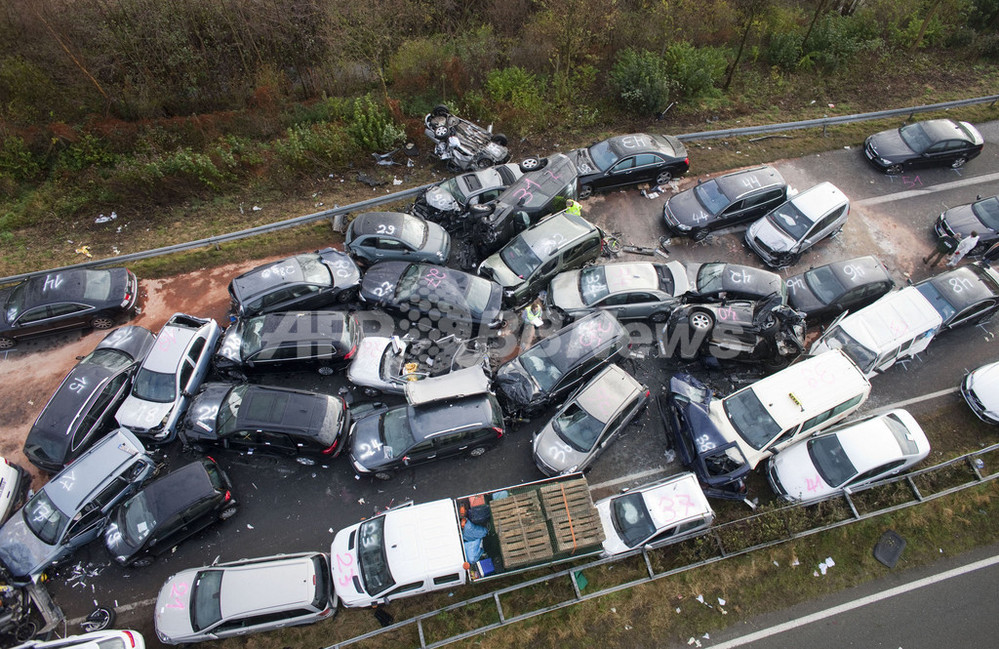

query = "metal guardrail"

[326,442,999,649]
[2,94,997,287]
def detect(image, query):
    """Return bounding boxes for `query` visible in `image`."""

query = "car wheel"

[469,446,488,458]
[578,184,594,200]
[951,157,967,169]
[474,155,494,170]
[655,170,674,185]
[220,504,239,520]
[337,287,359,304]
[80,607,115,633]
[519,157,544,173]
[374,471,393,481]
[0,336,14,350]
[91,316,115,330]
[691,228,709,242]
[764,355,793,370]
[689,310,714,331]
[434,125,449,139]
[491,133,508,146]
[317,365,335,376]
[131,556,154,568]
[431,104,450,117]
[885,164,903,175]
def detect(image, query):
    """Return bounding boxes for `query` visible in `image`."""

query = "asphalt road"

[11,120,999,644]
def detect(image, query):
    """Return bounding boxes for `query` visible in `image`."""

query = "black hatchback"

[103,458,237,567]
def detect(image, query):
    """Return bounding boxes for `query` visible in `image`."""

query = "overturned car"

[410,163,523,232]
[425,104,510,172]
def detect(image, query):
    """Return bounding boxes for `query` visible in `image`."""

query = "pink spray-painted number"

[422,267,447,289]
[164,581,189,609]
[335,552,357,587]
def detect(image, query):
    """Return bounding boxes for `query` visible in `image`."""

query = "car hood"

[180,383,232,441]
[533,424,589,475]
[747,218,794,252]
[330,524,369,606]
[596,499,630,557]
[0,514,57,581]
[941,204,982,238]
[785,279,824,315]
[116,395,173,432]
[478,256,521,290]
[103,516,141,564]
[549,272,586,312]
[154,570,198,642]
[347,337,400,393]
[571,147,599,176]
[866,129,913,161]
[349,412,399,472]
[495,361,538,411]
[424,184,460,212]
[359,262,408,303]
[968,362,999,418]
[665,188,715,229]
[769,443,834,502]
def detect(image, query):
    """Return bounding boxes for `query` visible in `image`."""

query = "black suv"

[214,311,360,379]
[104,457,237,567]
[495,311,630,418]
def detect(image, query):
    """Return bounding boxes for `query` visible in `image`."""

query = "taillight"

[322,439,339,455]
[224,490,231,502]
[644,390,651,398]
[493,426,504,438]
[344,343,357,360]
[123,631,137,647]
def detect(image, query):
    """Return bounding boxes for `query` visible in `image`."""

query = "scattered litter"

[703,633,711,639]
[252,205,262,211]
[792,558,800,567]
[810,100,816,105]
[27,400,33,406]
[974,458,985,469]
[611,607,616,613]
[625,625,632,630]
[355,474,360,480]
[75,245,92,258]
[329,528,334,534]
[825,557,835,567]
[828,103,836,109]
[773,560,780,567]
[717,598,726,606]
[688,638,696,646]
[393,177,403,186]
[95,211,118,224]
[358,498,365,505]
[315,202,325,207]
[675,607,682,613]
[251,483,257,490]
[696,595,704,604]
[720,608,727,615]
[111,246,120,255]
[115,600,118,607]
[843,145,851,150]
[664,449,677,463]
[246,524,254,529]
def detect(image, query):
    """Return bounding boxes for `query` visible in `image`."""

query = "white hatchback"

[745,182,850,268]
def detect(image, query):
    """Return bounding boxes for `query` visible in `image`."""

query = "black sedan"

[684,262,787,303]
[359,261,504,333]
[23,325,155,473]
[663,166,788,239]
[935,194,999,254]
[228,248,361,318]
[0,267,138,349]
[103,458,237,567]
[913,262,999,331]
[785,256,895,322]
[179,382,350,463]
[864,118,984,175]
[570,133,688,199]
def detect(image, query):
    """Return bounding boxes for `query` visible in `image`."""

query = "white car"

[745,182,850,268]
[346,334,490,396]
[115,313,221,443]
[767,409,930,503]
[0,456,27,525]
[962,360,999,424]
[11,630,145,649]
[595,473,714,557]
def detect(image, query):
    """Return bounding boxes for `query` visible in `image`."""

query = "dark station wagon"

[785,256,895,322]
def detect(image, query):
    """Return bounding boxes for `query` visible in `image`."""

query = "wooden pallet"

[539,479,605,552]
[490,492,554,568]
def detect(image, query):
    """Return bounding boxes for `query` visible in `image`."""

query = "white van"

[665,349,871,477]
[809,287,942,378]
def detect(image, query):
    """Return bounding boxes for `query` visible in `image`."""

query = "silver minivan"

[745,182,850,268]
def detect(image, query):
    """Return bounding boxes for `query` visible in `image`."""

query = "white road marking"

[855,171,999,208]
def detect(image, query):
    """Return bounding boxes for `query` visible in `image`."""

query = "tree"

[724,0,769,91]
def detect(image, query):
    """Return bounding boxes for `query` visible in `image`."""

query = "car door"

[947,299,997,329]
[600,156,637,190]
[920,139,960,168]
[801,210,843,251]
[432,430,474,459]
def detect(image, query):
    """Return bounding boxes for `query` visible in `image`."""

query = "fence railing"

[3,94,996,287]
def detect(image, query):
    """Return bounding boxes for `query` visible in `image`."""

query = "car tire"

[0,336,14,350]
[655,170,674,185]
[474,155,494,170]
[220,505,239,521]
[469,446,488,458]
[885,164,903,175]
[491,133,508,146]
[578,184,594,200]
[519,157,545,173]
[317,365,335,376]
[374,471,393,481]
[692,228,709,242]
[650,310,670,323]
[81,607,115,633]
[434,125,450,139]
[689,310,714,331]
[131,556,154,568]
[951,157,967,169]
[431,104,450,117]
[91,316,115,330]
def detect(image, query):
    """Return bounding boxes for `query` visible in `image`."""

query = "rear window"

[82,270,114,301]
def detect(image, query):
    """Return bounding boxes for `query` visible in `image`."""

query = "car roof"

[715,166,786,199]
[218,554,319,617]
[575,365,644,423]
[835,286,943,351]
[918,265,999,313]
[133,460,217,523]
[803,256,891,292]
[17,268,126,309]
[409,394,500,442]
[143,323,199,373]
[595,262,680,295]
[383,500,466,582]
[497,153,576,210]
[637,473,712,529]
[822,410,928,473]
[29,362,116,441]
[233,386,333,440]
[788,182,848,221]
[44,429,148,513]
[351,211,418,236]
[918,118,974,143]
[247,311,353,347]
[520,212,598,253]
[405,365,491,406]
[231,254,317,298]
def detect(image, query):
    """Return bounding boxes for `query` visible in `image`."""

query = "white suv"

[745,182,850,268]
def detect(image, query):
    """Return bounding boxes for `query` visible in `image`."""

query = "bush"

[609,49,671,115]
[976,32,999,60]
[663,42,728,100]
[803,12,883,70]
[274,122,360,171]
[767,31,804,72]
[347,95,406,153]
[57,133,118,172]
[485,67,547,114]
[0,137,42,182]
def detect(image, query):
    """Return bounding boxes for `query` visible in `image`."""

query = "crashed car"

[424,104,510,172]
[661,295,806,369]
[469,153,579,259]
[570,133,688,199]
[410,163,523,231]
[347,334,490,396]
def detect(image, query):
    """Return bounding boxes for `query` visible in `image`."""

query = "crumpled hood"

[571,147,598,175]
[549,272,586,312]
[0,514,56,581]
[478,256,521,290]
[115,395,173,433]
[424,184,460,212]
[747,218,794,253]
[180,383,232,441]
[495,361,538,411]
[665,188,714,229]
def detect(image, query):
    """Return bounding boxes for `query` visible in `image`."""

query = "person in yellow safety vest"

[523,298,544,328]
[565,199,582,217]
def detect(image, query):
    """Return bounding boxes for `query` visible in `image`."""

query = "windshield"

[395,264,422,300]
[240,317,265,357]
[296,254,332,285]
[191,570,223,632]
[695,263,725,294]
[23,490,68,546]
[914,281,957,322]
[898,123,932,154]
[81,270,114,301]
[586,140,617,171]
[693,180,728,215]
[381,407,415,460]
[83,348,134,373]
[217,384,247,436]
[357,517,395,595]
[463,277,493,317]
[723,389,782,451]
[807,434,856,488]
[972,197,999,229]
[118,491,156,547]
[610,493,656,548]
[499,237,543,279]
[132,368,175,403]
[439,177,468,204]
[803,266,846,305]
[400,217,428,247]
[819,325,878,373]
[4,282,26,322]
[578,267,610,305]
[519,348,562,392]
[553,403,604,452]
[767,201,810,239]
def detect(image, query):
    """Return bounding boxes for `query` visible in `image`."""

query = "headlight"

[673,222,691,231]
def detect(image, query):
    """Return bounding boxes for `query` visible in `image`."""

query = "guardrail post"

[493,592,506,623]
[417,617,427,648]
[906,475,924,501]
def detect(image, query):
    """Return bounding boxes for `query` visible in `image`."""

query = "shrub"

[803,12,883,70]
[347,95,406,153]
[57,133,118,172]
[274,122,360,171]
[609,49,671,115]
[0,137,42,182]
[976,32,999,61]
[663,42,728,100]
[485,67,547,114]
[280,97,354,128]
[767,31,804,72]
